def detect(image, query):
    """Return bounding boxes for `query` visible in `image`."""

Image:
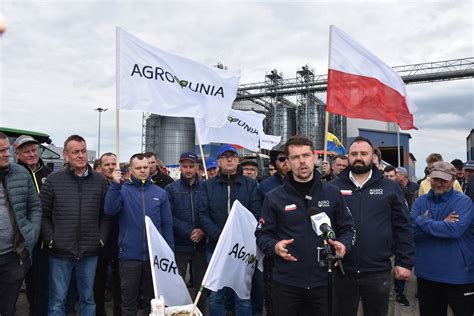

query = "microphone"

[310,211,336,241]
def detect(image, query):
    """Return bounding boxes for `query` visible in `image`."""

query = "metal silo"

[297,97,326,150]
[267,102,296,145]
[145,115,195,165]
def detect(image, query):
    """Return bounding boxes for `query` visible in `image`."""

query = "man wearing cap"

[419,153,462,196]
[144,151,174,189]
[165,151,207,312]
[241,159,259,181]
[395,166,419,195]
[0,132,42,315]
[462,160,474,194]
[13,135,52,315]
[412,161,474,315]
[197,144,262,316]
[105,153,174,315]
[205,157,219,179]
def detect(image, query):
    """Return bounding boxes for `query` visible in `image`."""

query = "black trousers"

[417,278,474,316]
[333,270,391,316]
[119,260,153,316]
[0,251,29,316]
[94,254,121,316]
[272,281,328,316]
[263,256,275,316]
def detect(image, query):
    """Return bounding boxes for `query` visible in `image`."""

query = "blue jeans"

[206,252,252,316]
[48,255,98,316]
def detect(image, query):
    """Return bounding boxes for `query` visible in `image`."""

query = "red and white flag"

[326,25,417,130]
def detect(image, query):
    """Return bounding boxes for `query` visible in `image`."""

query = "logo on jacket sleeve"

[317,200,330,207]
[369,188,383,195]
[153,197,160,201]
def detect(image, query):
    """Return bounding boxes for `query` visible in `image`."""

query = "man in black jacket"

[330,136,414,316]
[256,135,355,316]
[144,151,174,188]
[14,135,52,316]
[40,135,111,315]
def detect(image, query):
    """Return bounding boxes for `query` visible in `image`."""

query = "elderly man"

[330,136,414,316]
[0,132,42,316]
[13,135,52,316]
[40,135,111,315]
[322,154,349,181]
[412,161,474,316]
[198,144,262,316]
[241,159,259,180]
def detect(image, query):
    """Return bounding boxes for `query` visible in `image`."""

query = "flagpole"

[194,118,209,180]
[189,205,237,316]
[115,26,121,162]
[396,124,401,167]
[323,25,334,163]
[145,218,160,299]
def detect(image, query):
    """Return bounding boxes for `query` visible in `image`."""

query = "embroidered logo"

[317,200,330,207]
[369,188,383,195]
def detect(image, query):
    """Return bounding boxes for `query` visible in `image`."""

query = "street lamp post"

[93,107,108,157]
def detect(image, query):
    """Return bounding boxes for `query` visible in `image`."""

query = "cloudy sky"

[1,0,473,178]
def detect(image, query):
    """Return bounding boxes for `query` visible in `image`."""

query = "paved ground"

[15,276,454,316]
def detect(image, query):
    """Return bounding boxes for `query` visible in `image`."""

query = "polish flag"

[326,25,417,130]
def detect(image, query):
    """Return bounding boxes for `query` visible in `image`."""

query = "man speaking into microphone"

[256,135,355,316]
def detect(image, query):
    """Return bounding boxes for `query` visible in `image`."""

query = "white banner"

[145,216,192,307]
[204,200,263,299]
[259,133,282,150]
[118,28,241,127]
[195,109,265,152]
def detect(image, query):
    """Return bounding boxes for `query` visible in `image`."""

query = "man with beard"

[330,136,414,316]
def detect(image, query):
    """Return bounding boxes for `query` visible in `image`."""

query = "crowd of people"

[0,131,473,316]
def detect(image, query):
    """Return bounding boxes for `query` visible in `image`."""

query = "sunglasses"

[276,157,287,163]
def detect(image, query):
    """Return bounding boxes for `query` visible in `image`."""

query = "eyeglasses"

[276,156,287,163]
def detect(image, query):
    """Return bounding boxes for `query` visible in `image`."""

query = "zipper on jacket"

[77,179,83,259]
[190,183,196,251]
[356,189,362,274]
[141,182,147,261]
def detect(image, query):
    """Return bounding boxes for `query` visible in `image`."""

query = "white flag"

[118,28,241,127]
[204,200,263,299]
[145,216,192,306]
[259,133,282,150]
[195,109,265,152]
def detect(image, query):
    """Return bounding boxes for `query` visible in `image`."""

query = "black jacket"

[17,158,51,193]
[152,171,174,189]
[256,172,355,288]
[40,166,111,259]
[330,167,414,273]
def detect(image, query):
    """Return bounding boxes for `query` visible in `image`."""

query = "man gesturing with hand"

[256,135,355,316]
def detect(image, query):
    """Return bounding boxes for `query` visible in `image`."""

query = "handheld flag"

[145,216,192,306]
[118,28,241,128]
[203,200,263,299]
[327,25,417,130]
[326,132,345,155]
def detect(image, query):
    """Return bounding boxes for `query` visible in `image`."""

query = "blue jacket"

[259,172,284,199]
[197,171,262,252]
[165,175,205,253]
[105,177,174,261]
[256,172,355,288]
[412,189,474,284]
[330,167,414,273]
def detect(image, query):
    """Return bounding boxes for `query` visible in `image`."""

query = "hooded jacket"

[330,167,414,273]
[105,176,174,261]
[197,169,262,252]
[412,189,474,284]
[256,171,355,288]
[165,174,205,253]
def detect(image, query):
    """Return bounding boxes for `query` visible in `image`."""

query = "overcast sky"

[1,0,473,178]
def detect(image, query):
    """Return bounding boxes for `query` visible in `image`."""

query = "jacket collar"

[427,187,455,202]
[339,166,384,188]
[180,174,200,187]
[128,176,153,186]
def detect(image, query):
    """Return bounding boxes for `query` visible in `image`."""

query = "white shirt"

[349,169,372,189]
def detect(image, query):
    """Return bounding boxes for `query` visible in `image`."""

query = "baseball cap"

[179,152,198,163]
[205,158,218,170]
[430,161,456,181]
[395,167,408,176]
[216,144,238,158]
[13,135,38,150]
[463,160,474,171]
[240,159,258,168]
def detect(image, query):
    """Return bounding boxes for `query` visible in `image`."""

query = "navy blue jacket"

[259,172,284,199]
[197,171,262,252]
[330,167,414,273]
[105,177,174,261]
[256,172,355,288]
[412,189,474,284]
[165,175,205,253]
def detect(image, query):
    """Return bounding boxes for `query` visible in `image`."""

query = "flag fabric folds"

[259,133,282,150]
[204,200,263,299]
[118,27,241,128]
[145,216,192,307]
[326,25,417,130]
[195,109,266,152]
[326,132,345,155]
